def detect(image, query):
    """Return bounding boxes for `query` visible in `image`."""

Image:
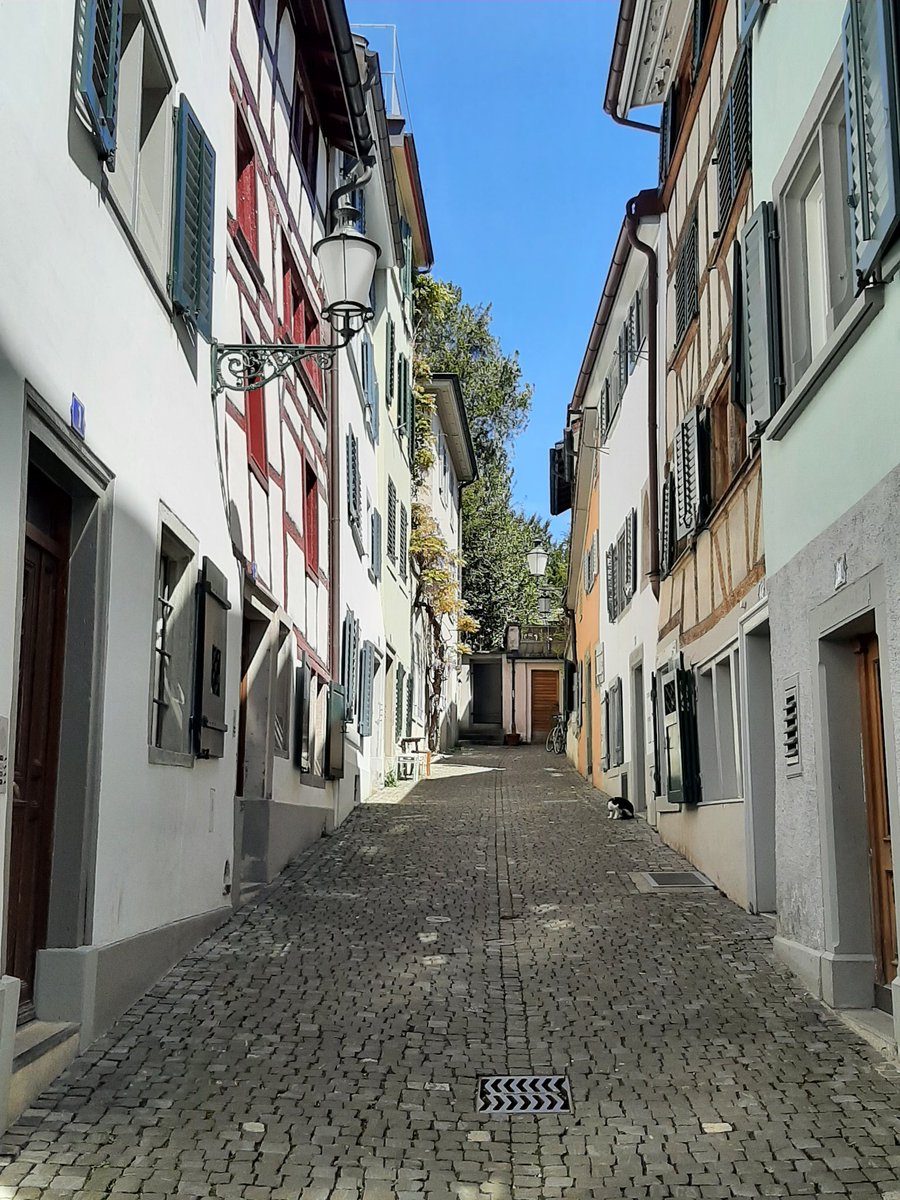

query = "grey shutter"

[658,662,702,805]
[692,0,712,76]
[371,510,382,580]
[387,318,396,405]
[624,508,637,600]
[605,545,617,623]
[583,553,591,594]
[346,431,361,526]
[293,655,312,771]
[600,379,611,445]
[659,91,675,184]
[399,504,408,580]
[171,99,216,341]
[363,333,379,441]
[406,673,414,738]
[732,53,751,195]
[675,214,699,343]
[730,240,746,412]
[660,471,675,575]
[717,92,735,227]
[843,0,900,282]
[358,643,374,737]
[741,201,783,433]
[387,479,397,560]
[613,680,624,767]
[193,557,230,759]
[549,442,572,515]
[618,329,628,394]
[395,665,406,743]
[342,611,359,721]
[674,409,702,539]
[741,0,765,38]
[600,693,610,770]
[80,0,123,162]
[325,684,346,780]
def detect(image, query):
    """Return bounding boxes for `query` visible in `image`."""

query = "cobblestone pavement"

[3,747,900,1199]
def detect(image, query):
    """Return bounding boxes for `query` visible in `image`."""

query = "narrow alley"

[2,748,899,1199]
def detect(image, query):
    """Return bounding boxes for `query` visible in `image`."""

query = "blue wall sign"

[70,394,86,439]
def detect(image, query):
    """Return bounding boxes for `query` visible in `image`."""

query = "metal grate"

[630,870,714,893]
[476,1076,573,1115]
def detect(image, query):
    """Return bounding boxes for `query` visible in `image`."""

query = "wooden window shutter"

[673,409,702,539]
[659,91,675,185]
[716,93,735,228]
[601,693,610,770]
[583,552,591,594]
[741,0,766,38]
[395,665,406,743]
[358,643,374,737]
[293,655,312,771]
[692,0,712,76]
[406,673,414,738]
[387,479,397,561]
[730,240,746,413]
[600,379,611,445]
[387,317,396,405]
[605,545,618,623]
[171,100,216,341]
[80,0,123,162]
[346,431,361,526]
[732,52,751,197]
[595,643,605,687]
[614,679,624,767]
[408,377,416,466]
[371,509,382,579]
[618,328,628,394]
[342,611,360,720]
[192,557,230,759]
[843,0,900,282]
[325,683,346,780]
[675,214,699,344]
[549,442,573,515]
[658,661,702,805]
[624,508,637,601]
[740,201,783,434]
[660,470,674,576]
[399,504,408,579]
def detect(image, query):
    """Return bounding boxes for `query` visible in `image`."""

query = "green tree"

[414,276,552,650]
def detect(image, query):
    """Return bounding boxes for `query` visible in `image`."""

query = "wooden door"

[8,470,71,1015]
[531,670,559,738]
[858,633,897,1011]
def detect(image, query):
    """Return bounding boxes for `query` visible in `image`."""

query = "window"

[150,521,196,759]
[105,0,174,285]
[709,382,747,505]
[291,74,319,187]
[717,52,751,230]
[235,112,258,258]
[304,463,319,574]
[273,625,293,758]
[283,249,322,395]
[696,647,742,801]
[778,87,853,390]
[387,479,397,562]
[246,371,267,480]
[674,213,699,345]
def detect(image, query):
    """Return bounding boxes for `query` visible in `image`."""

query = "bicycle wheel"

[553,724,565,754]
[545,728,555,752]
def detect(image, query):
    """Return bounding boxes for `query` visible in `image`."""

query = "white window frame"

[695,643,743,803]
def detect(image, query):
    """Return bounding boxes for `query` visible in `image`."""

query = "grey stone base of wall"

[33,906,230,1050]
[774,935,897,1030]
[0,976,20,1133]
[240,797,329,886]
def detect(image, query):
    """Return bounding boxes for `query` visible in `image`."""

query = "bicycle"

[545,710,567,755]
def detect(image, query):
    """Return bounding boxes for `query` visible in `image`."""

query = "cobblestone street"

[3,747,900,1199]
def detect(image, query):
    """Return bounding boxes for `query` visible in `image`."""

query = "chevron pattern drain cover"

[477,1075,573,1114]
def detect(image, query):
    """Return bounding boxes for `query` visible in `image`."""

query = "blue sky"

[349,0,658,539]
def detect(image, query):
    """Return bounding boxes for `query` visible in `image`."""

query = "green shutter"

[843,0,900,282]
[399,504,408,580]
[406,673,414,738]
[387,317,396,406]
[674,409,701,540]
[387,479,397,561]
[347,430,361,526]
[80,0,123,162]
[171,99,216,341]
[395,665,406,743]
[371,509,382,580]
[740,202,783,433]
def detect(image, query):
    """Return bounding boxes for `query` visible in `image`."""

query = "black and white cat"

[607,796,635,820]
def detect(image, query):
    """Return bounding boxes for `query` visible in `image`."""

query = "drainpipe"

[624,193,660,600]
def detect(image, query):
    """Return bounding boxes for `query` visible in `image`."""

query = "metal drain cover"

[630,870,713,892]
[477,1075,573,1114]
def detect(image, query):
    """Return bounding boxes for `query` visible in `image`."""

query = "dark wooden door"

[8,470,71,1015]
[858,633,896,1011]
[531,669,559,738]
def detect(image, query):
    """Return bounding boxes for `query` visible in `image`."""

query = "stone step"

[8,1020,80,1126]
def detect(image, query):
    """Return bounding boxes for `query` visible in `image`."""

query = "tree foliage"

[414,275,555,651]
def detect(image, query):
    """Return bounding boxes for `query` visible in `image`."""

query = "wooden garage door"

[531,670,559,737]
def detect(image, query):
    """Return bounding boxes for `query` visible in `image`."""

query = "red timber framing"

[223,0,351,682]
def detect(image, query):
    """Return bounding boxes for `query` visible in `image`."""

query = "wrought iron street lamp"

[526,541,549,579]
[211,187,380,396]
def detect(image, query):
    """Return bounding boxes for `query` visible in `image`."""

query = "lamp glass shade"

[314,228,379,319]
[526,543,549,578]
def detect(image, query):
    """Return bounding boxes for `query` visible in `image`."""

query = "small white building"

[416,374,477,751]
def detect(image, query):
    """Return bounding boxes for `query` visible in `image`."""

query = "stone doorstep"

[837,1007,898,1061]
[7,1020,80,1127]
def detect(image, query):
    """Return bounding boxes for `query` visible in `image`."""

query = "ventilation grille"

[477,1076,573,1115]
[783,674,801,774]
[629,870,714,893]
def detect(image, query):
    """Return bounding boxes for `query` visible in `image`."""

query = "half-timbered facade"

[223,0,372,892]
[606,0,769,906]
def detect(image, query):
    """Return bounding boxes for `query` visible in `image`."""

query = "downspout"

[625,194,660,600]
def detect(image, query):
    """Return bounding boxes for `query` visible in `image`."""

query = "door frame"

[5,388,113,970]
[630,648,646,814]
[528,664,560,743]
[739,599,777,914]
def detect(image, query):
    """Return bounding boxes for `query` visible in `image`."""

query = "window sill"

[766,286,885,441]
[149,746,194,768]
